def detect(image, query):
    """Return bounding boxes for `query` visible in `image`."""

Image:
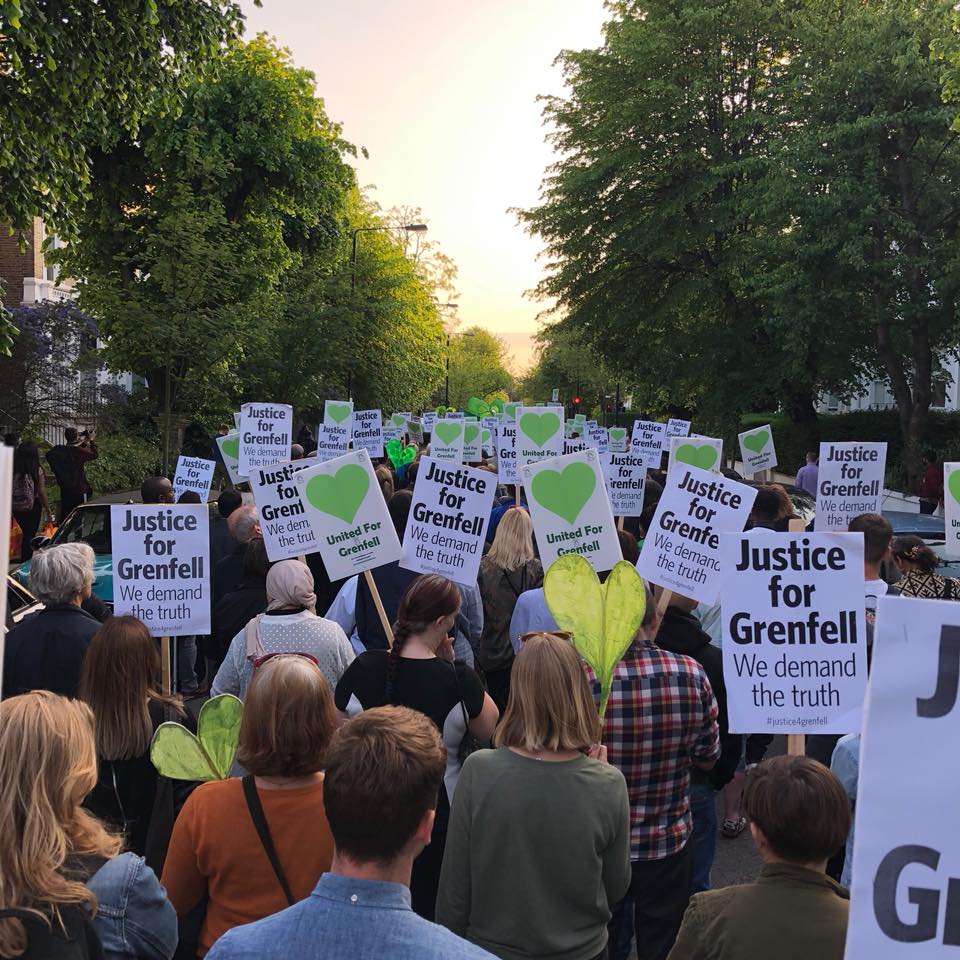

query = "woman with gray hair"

[3,542,100,698]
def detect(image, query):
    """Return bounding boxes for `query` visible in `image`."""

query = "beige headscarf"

[245,559,317,659]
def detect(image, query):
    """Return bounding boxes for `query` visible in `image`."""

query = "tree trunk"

[784,386,820,456]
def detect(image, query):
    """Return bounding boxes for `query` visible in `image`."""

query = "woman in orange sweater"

[162,655,337,955]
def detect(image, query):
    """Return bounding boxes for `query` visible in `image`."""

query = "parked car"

[6,575,43,630]
[742,480,817,525]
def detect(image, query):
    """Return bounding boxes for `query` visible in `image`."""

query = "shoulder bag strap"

[241,776,295,906]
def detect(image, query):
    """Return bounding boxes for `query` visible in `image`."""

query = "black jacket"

[357,562,420,651]
[3,603,100,699]
[213,542,247,606]
[657,607,740,791]
[208,578,269,664]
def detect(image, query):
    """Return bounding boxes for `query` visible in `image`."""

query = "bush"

[86,434,162,495]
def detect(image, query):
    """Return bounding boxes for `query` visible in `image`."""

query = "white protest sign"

[444,411,465,421]
[585,424,608,452]
[846,595,960,959]
[551,387,560,403]
[111,504,210,636]
[249,457,322,561]
[503,402,520,422]
[387,412,410,431]
[482,417,499,455]
[351,409,383,459]
[601,452,647,517]
[516,406,564,464]
[564,438,588,456]
[216,431,247,484]
[324,399,354,432]
[636,465,756,604]
[0,447,10,695]
[314,423,351,462]
[738,424,778,475]
[238,402,292,475]
[630,420,666,467]
[233,412,241,431]
[422,411,439,434]
[407,419,425,446]
[666,418,691,439]
[945,462,960,559]
[400,457,495,583]
[462,420,483,463]
[172,456,216,503]
[817,441,887,531]
[667,435,723,475]
[720,531,866,734]
[522,449,621,573]
[497,422,518,484]
[608,426,629,453]
[294,449,401,581]
[431,420,465,463]
[382,425,404,446]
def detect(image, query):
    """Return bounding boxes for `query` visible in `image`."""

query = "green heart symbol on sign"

[464,425,480,445]
[519,412,561,448]
[530,462,596,525]
[504,402,520,420]
[391,414,407,428]
[609,428,626,443]
[304,464,370,525]
[327,403,352,425]
[675,444,718,470]
[220,436,239,460]
[949,470,960,506]
[743,431,769,455]
[481,429,491,446]
[150,695,243,781]
[466,397,491,418]
[434,422,462,445]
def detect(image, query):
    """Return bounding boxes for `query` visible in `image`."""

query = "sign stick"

[788,518,807,533]
[787,734,806,756]
[515,483,521,506]
[363,569,395,648]
[617,515,625,531]
[650,587,674,643]
[160,637,172,695]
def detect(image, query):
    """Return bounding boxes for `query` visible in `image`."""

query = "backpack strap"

[241,776,295,906]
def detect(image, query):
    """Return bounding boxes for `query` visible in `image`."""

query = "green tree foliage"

[445,326,514,409]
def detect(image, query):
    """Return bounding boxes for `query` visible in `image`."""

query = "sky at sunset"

[239,0,608,371]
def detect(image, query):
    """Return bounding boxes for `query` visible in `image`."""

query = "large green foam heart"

[304,464,369,524]
[530,462,596,525]
[434,422,462,445]
[327,402,352,425]
[519,411,561,448]
[466,397,491,418]
[743,430,769,455]
[150,695,243,781]
[489,399,505,416]
[220,436,239,460]
[544,555,647,718]
[675,443,718,470]
[949,470,960,505]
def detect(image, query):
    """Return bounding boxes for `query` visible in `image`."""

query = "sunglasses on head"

[517,630,573,645]
[253,651,320,670]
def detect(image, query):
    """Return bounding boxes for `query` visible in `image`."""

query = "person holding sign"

[334,576,499,921]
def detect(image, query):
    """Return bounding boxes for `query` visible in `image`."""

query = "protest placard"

[720,531,866,734]
[817,441,887,531]
[422,411,439,434]
[636,464,756,603]
[314,423,351,462]
[249,457,322,561]
[600,452,647,517]
[564,438,588,456]
[0,447,10,694]
[351,409,383,459]
[462,420,483,462]
[431,420,464,462]
[503,402,520,421]
[295,449,401,581]
[399,457,495,583]
[738,424,778,475]
[324,399,354,432]
[444,411,465,421]
[667,435,723,475]
[496,421,518,484]
[516,406,564,464]
[945,462,960,559]
[666,418,691,439]
[388,412,410,430]
[216,431,247,484]
[584,424,608,452]
[407,419,425,445]
[233,412,241,431]
[482,426,495,457]
[846,595,960,959]
[111,504,210,636]
[238,402,292,475]
[608,426,628,453]
[382,425,404,446]
[630,420,666,467]
[172,456,216,503]
[522,449,621,573]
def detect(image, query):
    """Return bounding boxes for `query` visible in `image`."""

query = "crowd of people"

[1,425,955,960]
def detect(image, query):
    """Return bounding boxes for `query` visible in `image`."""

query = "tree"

[445,327,514,409]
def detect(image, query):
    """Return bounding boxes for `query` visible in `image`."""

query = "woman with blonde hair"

[437,633,631,960]
[476,508,543,710]
[163,655,338,956]
[80,616,196,864]
[375,464,395,502]
[0,691,177,959]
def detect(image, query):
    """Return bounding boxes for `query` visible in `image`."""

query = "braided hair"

[385,575,462,704]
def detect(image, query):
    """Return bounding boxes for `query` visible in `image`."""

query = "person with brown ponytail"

[334,575,498,921]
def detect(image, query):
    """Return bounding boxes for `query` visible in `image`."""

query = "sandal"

[721,816,747,838]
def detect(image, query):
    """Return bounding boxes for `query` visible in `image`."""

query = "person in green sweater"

[436,632,632,960]
[666,755,851,960]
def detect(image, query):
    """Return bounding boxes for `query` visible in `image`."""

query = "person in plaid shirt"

[589,586,719,960]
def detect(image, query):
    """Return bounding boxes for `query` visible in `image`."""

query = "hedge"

[85,434,162,495]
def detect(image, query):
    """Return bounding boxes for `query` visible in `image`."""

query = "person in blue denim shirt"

[206,706,494,960]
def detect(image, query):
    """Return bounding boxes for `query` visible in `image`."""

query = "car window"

[53,507,111,554]
[7,577,37,616]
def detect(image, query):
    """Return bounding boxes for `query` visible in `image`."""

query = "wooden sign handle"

[617,515,625,532]
[787,734,806,756]
[515,483,521,506]
[363,569,395,649]
[788,518,807,532]
[160,636,172,696]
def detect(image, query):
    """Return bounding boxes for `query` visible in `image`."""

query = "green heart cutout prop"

[327,403,352,425]
[519,411,561,448]
[489,399,505,416]
[544,555,648,718]
[150,695,243,781]
[464,425,480,445]
[949,470,960,506]
[385,437,402,465]
[743,431,769,455]
[434,422,462,445]
[304,464,370,524]
[530,461,596,525]
[220,436,239,460]
[391,414,407,428]
[675,443,718,470]
[481,429,492,446]
[466,397,491,418]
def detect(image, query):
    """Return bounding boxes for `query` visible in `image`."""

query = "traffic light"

[572,395,582,409]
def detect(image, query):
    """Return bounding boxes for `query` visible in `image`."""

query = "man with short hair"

[47,426,98,521]
[206,706,496,960]
[213,504,261,603]
[140,475,175,504]
[795,451,819,497]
